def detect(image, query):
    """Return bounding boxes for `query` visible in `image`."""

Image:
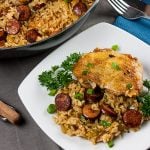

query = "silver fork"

[108,0,150,20]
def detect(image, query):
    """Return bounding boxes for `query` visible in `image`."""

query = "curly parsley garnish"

[143,79,150,91]
[38,53,81,96]
[61,53,82,71]
[137,79,150,117]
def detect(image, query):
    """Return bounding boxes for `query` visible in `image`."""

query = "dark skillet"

[0,0,99,59]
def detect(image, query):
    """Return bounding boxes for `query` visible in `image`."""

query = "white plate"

[18,23,150,150]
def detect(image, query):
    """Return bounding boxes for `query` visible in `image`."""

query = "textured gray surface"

[0,1,116,150]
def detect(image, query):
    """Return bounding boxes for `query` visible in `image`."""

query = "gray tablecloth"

[0,1,116,150]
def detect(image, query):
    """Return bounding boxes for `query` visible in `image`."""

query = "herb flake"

[107,140,114,148]
[74,92,84,100]
[126,83,132,90]
[111,62,121,71]
[82,70,89,75]
[86,63,94,68]
[87,88,94,95]
[80,115,86,123]
[100,120,111,127]
[111,44,119,51]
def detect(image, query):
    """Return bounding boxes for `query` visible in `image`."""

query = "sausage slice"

[55,93,71,111]
[17,5,31,21]
[85,92,101,103]
[123,109,142,128]
[6,19,20,35]
[101,104,117,117]
[73,2,87,16]
[26,29,40,43]
[84,87,104,103]
[83,104,100,119]
[0,29,7,41]
[0,40,5,47]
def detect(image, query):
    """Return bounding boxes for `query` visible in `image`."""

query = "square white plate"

[18,23,150,150]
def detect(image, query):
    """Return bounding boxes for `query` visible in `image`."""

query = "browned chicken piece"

[73,48,143,97]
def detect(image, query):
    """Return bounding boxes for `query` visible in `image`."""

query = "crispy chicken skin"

[73,48,143,97]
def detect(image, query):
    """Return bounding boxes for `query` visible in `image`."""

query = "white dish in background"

[18,23,150,150]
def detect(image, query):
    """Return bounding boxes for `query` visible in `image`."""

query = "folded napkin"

[143,0,150,4]
[114,1,150,45]
[114,17,150,45]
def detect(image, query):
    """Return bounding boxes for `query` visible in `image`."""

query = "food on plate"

[0,0,94,48]
[39,47,150,146]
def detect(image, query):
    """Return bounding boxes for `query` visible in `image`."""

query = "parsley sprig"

[38,53,81,96]
[137,79,150,117]
[61,53,81,71]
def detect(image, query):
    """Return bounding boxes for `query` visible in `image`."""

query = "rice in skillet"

[0,0,94,47]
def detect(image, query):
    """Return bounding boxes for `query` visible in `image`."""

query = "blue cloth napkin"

[114,1,150,45]
[143,0,150,4]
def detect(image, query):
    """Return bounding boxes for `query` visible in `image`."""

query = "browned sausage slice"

[84,88,104,103]
[17,5,31,21]
[101,104,116,117]
[55,93,71,111]
[6,19,20,35]
[123,109,142,128]
[0,29,7,41]
[73,2,87,16]
[83,104,100,119]
[26,29,40,43]
[33,3,46,11]
[0,40,5,47]
[84,92,100,103]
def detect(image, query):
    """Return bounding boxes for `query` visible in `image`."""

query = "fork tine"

[113,0,127,13]
[119,0,130,8]
[114,0,128,11]
[108,0,124,15]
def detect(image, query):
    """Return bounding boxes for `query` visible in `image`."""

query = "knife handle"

[0,101,21,125]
